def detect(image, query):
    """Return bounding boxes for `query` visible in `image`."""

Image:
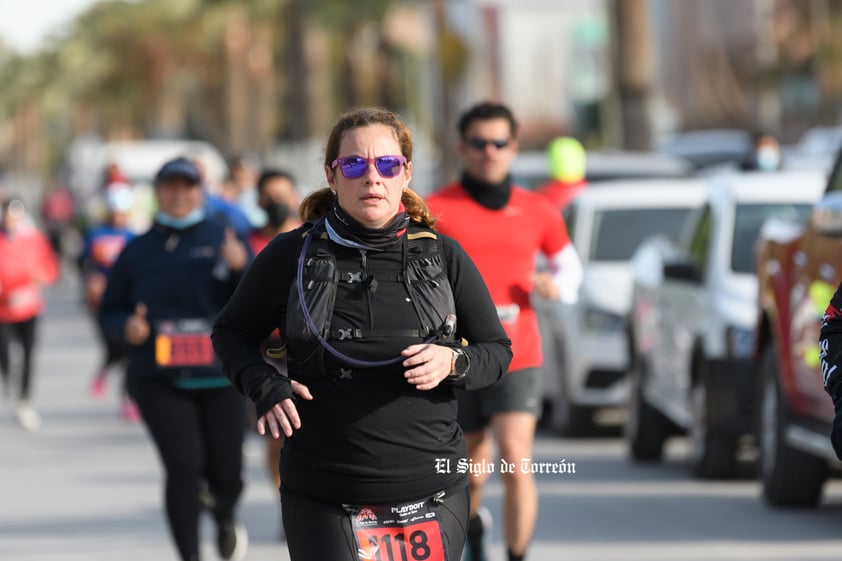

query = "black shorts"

[456,368,542,432]
[281,485,469,561]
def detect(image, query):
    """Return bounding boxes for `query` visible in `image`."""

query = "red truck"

[754,153,842,507]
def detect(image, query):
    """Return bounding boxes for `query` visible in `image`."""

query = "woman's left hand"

[220,227,249,271]
[401,343,454,390]
[532,271,560,300]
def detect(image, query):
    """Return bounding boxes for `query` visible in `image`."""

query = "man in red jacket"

[427,102,582,561]
[0,197,60,430]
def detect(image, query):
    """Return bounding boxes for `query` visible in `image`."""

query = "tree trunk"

[433,0,459,185]
[224,12,250,155]
[612,0,653,150]
[285,0,311,141]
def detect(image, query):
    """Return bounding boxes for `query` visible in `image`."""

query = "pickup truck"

[754,152,842,507]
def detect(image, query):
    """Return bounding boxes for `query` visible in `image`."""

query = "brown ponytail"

[403,188,436,229]
[299,188,334,223]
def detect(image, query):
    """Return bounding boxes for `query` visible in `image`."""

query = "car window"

[731,203,812,273]
[826,155,842,193]
[563,204,578,243]
[589,207,692,261]
[687,205,712,274]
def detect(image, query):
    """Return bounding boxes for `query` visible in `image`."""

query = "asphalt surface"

[3,271,842,561]
[0,271,508,561]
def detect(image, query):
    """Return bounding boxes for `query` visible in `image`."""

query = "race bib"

[7,286,40,310]
[348,497,448,561]
[154,319,215,368]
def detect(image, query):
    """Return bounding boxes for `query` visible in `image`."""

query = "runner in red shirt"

[246,167,301,540]
[247,169,301,254]
[427,102,582,561]
[0,197,61,431]
[537,136,587,211]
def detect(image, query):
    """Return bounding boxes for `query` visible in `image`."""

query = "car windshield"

[590,207,692,261]
[731,203,812,273]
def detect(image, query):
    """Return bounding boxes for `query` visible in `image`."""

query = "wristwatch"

[447,347,470,380]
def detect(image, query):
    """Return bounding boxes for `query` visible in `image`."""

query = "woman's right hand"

[257,380,313,438]
[125,303,150,345]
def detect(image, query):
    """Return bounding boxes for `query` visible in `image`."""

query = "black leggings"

[97,319,126,368]
[281,485,469,561]
[128,376,247,561]
[0,317,38,400]
[93,317,127,392]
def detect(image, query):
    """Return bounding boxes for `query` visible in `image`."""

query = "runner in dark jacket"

[99,157,252,561]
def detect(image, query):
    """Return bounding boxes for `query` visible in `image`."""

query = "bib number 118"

[357,522,445,561]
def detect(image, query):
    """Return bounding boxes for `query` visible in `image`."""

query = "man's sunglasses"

[330,155,408,179]
[466,137,511,151]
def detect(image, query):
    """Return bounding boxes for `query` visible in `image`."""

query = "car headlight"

[725,325,755,359]
[583,306,626,333]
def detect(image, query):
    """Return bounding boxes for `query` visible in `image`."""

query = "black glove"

[249,372,292,420]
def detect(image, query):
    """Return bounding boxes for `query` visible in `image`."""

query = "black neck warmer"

[461,171,513,210]
[327,200,409,251]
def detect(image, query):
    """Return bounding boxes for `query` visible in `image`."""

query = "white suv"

[538,178,708,434]
[625,169,825,477]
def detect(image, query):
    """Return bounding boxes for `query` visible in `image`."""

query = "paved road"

[2,272,842,561]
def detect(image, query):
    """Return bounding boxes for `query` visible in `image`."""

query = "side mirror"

[663,258,702,283]
[811,192,842,236]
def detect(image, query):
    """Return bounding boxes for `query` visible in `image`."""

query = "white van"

[66,138,228,232]
[540,178,708,434]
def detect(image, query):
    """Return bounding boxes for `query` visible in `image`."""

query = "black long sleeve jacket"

[212,223,512,504]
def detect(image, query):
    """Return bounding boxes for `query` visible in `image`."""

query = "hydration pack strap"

[328,328,429,341]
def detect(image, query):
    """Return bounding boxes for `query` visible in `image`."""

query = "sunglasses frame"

[330,155,408,179]
[466,137,511,151]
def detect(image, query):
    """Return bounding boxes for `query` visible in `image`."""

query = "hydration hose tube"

[296,218,456,369]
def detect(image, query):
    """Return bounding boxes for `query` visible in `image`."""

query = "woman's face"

[155,177,203,218]
[325,124,412,229]
[1,200,24,231]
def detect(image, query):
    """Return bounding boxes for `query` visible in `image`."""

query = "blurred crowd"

[0,154,301,430]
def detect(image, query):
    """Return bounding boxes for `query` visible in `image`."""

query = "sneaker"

[217,521,248,561]
[121,399,140,423]
[16,402,42,432]
[476,505,492,536]
[198,482,216,512]
[89,375,107,399]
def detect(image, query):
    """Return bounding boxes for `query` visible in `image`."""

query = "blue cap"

[154,157,201,185]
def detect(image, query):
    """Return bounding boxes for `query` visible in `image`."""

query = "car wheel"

[626,356,668,461]
[759,344,827,507]
[689,365,737,479]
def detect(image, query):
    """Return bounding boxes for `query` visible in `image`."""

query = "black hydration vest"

[285,221,456,379]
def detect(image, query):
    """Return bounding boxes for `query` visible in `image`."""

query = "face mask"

[756,147,780,171]
[156,208,206,230]
[264,202,292,227]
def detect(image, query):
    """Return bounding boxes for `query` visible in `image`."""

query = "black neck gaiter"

[461,171,513,210]
[326,200,409,250]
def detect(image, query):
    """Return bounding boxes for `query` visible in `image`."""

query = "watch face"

[455,351,469,374]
